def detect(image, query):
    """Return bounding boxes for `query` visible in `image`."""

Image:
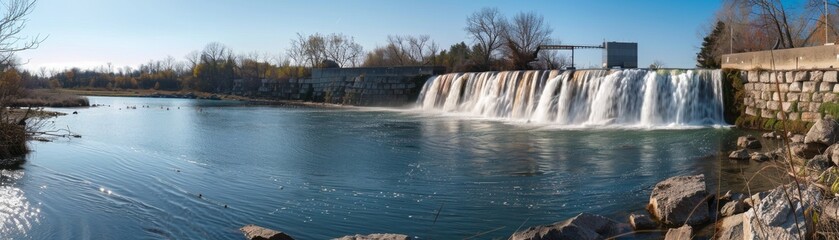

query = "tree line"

[18,8,567,94]
[698,0,839,68]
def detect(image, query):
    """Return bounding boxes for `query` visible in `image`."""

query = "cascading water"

[416,69,726,128]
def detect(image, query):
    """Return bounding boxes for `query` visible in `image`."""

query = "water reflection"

[0,167,38,237]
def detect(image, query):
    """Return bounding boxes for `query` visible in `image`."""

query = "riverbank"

[52,88,360,109]
[12,89,89,108]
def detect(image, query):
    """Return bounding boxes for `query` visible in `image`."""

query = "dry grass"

[12,89,89,107]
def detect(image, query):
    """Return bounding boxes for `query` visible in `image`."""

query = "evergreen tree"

[697,21,725,68]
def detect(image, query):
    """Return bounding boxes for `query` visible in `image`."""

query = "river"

[1,96,777,239]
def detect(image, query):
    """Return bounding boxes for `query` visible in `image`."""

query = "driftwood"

[30,128,81,139]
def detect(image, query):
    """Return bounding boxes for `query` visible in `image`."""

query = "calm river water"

[1,96,777,239]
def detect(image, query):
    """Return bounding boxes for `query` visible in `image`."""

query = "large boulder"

[745,140,762,149]
[715,214,745,240]
[742,183,821,240]
[240,225,295,240]
[334,234,410,240]
[805,119,839,146]
[509,213,629,240]
[737,135,758,148]
[647,175,710,226]
[749,152,770,162]
[663,225,692,240]
[806,155,832,171]
[743,191,769,209]
[628,213,656,230]
[790,134,806,143]
[729,149,750,160]
[720,200,746,217]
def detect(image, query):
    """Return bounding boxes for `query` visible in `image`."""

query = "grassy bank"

[52,88,248,100]
[12,89,89,107]
[51,88,359,109]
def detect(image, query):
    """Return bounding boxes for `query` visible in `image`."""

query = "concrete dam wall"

[253,66,444,107]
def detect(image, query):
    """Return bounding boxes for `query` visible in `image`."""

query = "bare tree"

[649,60,666,69]
[286,33,328,67]
[503,11,553,70]
[201,42,231,64]
[185,50,200,69]
[0,0,43,67]
[725,0,817,49]
[466,7,507,69]
[0,0,47,159]
[532,50,569,70]
[382,34,438,66]
[322,33,363,67]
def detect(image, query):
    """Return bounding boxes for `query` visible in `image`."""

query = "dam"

[417,69,726,128]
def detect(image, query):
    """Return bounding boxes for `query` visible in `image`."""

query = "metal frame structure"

[535,44,604,69]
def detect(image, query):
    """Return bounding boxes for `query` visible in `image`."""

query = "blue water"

[0,96,771,239]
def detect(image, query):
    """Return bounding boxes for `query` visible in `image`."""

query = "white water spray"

[416,69,726,128]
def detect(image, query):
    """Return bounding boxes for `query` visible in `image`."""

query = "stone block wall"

[299,66,444,106]
[741,69,839,122]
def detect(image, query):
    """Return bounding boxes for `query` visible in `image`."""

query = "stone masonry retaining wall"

[741,69,839,122]
[300,67,444,106]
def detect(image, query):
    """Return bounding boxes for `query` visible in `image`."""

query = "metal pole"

[730,25,733,54]
[827,0,830,44]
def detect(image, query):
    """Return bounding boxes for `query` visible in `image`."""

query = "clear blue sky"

[16,0,723,72]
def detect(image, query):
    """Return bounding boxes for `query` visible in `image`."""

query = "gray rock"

[745,140,762,149]
[743,191,768,209]
[720,200,746,217]
[737,135,757,148]
[749,152,770,162]
[743,183,821,240]
[791,142,826,159]
[664,225,692,240]
[794,71,809,82]
[762,132,776,139]
[510,212,629,240]
[334,234,410,240]
[829,144,839,166]
[790,134,806,143]
[628,213,656,230]
[820,199,839,228]
[719,191,747,205]
[715,214,745,240]
[805,119,839,146]
[825,143,838,158]
[240,225,295,240]
[826,71,838,82]
[807,155,831,171]
[729,149,750,160]
[648,175,709,227]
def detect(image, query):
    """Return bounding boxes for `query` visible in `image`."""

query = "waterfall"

[416,69,726,128]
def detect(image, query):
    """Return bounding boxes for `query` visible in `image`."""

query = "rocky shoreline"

[240,119,839,240]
